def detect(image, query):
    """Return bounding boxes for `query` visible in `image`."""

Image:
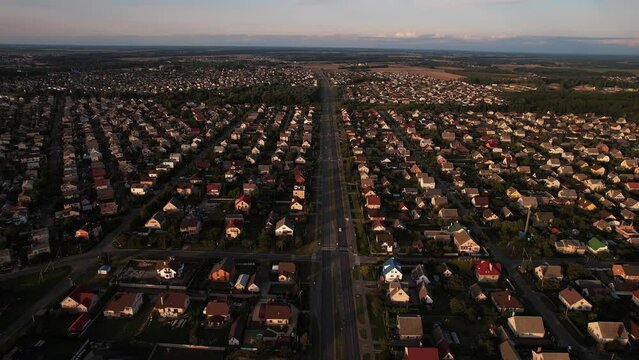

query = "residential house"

[277,262,296,282]
[235,195,251,213]
[612,264,639,281]
[375,233,394,254]
[531,351,570,360]
[156,257,184,280]
[535,264,564,283]
[453,229,480,254]
[469,283,487,302]
[60,288,98,313]
[74,223,102,241]
[103,292,143,318]
[411,264,430,286]
[259,303,291,326]
[130,183,148,196]
[203,299,231,327]
[404,348,439,360]
[554,240,586,255]
[145,211,166,230]
[587,322,629,345]
[491,290,524,314]
[587,237,608,254]
[388,281,410,303]
[558,287,592,311]
[418,283,433,304]
[397,314,423,341]
[154,292,190,318]
[206,183,221,197]
[209,258,236,282]
[225,218,243,239]
[475,260,502,283]
[507,316,545,339]
[180,216,202,236]
[274,217,294,237]
[382,257,402,282]
[163,197,184,213]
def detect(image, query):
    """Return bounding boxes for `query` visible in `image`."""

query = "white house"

[382,257,402,283]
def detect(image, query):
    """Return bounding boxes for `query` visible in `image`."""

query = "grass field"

[0,266,71,331]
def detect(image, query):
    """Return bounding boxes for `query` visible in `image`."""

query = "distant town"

[0,47,639,360]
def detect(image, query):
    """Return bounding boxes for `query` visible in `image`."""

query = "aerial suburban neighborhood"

[1,41,639,360]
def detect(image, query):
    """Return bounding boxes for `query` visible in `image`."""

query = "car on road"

[338,227,342,233]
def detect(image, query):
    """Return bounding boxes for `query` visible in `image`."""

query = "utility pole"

[524,207,532,236]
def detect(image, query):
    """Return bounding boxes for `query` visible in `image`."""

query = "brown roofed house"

[103,292,143,318]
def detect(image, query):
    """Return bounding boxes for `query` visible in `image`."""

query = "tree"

[566,263,591,281]
[300,332,310,350]
[258,231,271,251]
[241,237,254,249]
[450,298,466,315]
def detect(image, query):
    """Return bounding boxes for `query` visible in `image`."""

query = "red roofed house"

[404,347,439,360]
[612,264,639,281]
[366,195,382,210]
[67,313,91,334]
[259,303,291,326]
[154,292,190,318]
[60,288,98,313]
[203,299,231,327]
[475,260,502,283]
[559,287,592,311]
[632,289,639,307]
[235,195,251,213]
[207,183,221,196]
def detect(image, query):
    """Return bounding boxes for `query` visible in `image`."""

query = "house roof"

[509,316,545,334]
[382,257,401,275]
[475,260,502,276]
[397,314,423,336]
[155,292,189,309]
[589,321,628,339]
[66,287,96,308]
[404,347,439,360]
[491,290,523,309]
[587,237,607,250]
[499,340,521,360]
[559,288,586,306]
[212,258,235,274]
[261,303,290,320]
[278,262,296,275]
[205,300,230,317]
[105,292,141,313]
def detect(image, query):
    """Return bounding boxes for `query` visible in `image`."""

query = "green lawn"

[196,321,232,347]
[365,294,386,343]
[0,266,71,331]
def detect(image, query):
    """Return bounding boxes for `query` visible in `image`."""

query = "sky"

[1,0,639,54]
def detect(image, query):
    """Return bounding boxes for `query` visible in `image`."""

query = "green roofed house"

[587,237,608,254]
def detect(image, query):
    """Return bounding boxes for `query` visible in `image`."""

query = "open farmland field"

[371,65,466,80]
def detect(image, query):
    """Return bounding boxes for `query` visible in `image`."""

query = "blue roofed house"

[382,257,402,283]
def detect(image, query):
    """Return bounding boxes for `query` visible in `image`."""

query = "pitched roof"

[382,257,401,275]
[397,314,423,336]
[559,287,586,306]
[404,347,439,360]
[509,316,545,334]
[105,292,141,313]
[475,260,502,276]
[155,292,189,309]
[491,290,523,309]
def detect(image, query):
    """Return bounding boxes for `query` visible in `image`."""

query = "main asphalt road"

[313,71,360,360]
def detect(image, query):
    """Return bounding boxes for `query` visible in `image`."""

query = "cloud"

[394,32,418,39]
